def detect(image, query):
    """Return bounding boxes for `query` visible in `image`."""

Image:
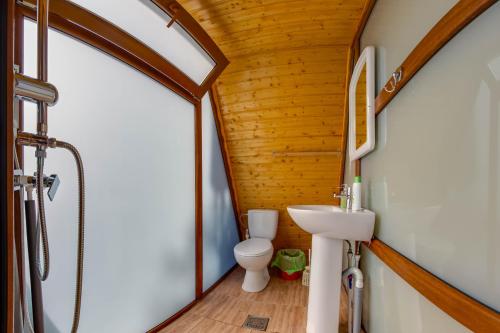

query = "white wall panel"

[361,0,458,93]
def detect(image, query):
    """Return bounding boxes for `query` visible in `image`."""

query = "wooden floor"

[160,267,357,333]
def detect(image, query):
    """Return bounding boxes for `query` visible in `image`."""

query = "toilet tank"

[248,209,279,240]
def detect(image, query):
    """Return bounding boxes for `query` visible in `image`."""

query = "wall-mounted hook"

[383,67,403,93]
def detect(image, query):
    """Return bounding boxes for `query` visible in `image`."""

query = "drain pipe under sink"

[342,265,364,333]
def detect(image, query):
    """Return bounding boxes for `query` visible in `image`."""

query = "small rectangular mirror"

[349,46,375,161]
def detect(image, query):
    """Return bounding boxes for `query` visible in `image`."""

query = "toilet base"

[242,268,270,292]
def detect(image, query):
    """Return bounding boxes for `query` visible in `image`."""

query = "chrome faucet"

[333,184,352,209]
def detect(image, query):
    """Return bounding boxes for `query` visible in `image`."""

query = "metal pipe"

[14,148,35,333]
[16,131,52,281]
[17,131,55,148]
[14,73,58,106]
[353,284,363,333]
[342,266,364,333]
[25,193,45,333]
[18,133,85,333]
[33,0,52,283]
[37,0,49,135]
[20,4,84,331]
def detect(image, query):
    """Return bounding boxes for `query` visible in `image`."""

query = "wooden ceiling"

[180,0,366,252]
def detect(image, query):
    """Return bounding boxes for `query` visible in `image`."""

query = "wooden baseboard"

[146,263,238,332]
[146,300,197,333]
[201,264,238,299]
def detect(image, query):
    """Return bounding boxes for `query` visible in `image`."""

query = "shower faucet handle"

[19,172,60,201]
[45,174,60,202]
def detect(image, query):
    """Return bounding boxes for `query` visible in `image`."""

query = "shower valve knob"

[45,174,60,202]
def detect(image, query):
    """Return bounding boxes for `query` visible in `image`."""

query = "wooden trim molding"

[339,46,355,187]
[146,299,198,333]
[209,86,243,241]
[17,0,228,102]
[151,0,229,98]
[339,0,377,186]
[147,264,238,333]
[375,0,498,115]
[13,7,25,311]
[1,0,16,331]
[17,0,194,102]
[366,239,500,333]
[200,264,238,299]
[352,0,377,56]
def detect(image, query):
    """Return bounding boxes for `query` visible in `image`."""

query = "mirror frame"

[349,45,375,161]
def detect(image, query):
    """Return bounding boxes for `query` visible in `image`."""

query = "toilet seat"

[233,209,278,292]
[234,238,272,257]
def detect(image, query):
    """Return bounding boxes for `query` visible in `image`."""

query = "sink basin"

[287,205,375,241]
[287,205,375,333]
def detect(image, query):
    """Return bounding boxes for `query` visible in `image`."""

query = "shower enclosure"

[5,1,238,332]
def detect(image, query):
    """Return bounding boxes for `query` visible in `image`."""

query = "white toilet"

[234,209,278,292]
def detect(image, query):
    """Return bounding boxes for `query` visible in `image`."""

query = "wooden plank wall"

[354,67,367,148]
[180,0,366,252]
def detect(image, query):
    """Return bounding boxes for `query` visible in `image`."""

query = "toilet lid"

[234,238,273,257]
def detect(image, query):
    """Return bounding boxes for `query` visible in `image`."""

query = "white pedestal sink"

[287,205,375,333]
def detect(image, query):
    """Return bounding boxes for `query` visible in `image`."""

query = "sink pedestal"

[307,235,343,333]
[287,205,375,333]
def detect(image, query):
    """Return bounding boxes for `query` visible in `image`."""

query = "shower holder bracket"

[13,168,26,191]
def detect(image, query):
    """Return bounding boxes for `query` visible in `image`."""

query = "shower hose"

[32,138,85,333]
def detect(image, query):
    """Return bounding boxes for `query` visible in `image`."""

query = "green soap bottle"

[340,196,347,209]
[352,176,362,211]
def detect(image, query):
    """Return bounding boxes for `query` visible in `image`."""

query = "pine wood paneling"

[180,0,366,252]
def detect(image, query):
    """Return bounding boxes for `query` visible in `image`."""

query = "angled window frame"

[16,0,229,103]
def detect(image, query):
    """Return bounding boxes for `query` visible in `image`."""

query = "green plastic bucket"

[271,249,306,275]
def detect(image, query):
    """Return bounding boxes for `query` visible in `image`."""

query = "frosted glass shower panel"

[23,20,196,333]
[70,0,215,84]
[201,94,240,291]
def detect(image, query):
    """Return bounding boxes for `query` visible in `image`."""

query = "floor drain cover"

[242,315,269,331]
